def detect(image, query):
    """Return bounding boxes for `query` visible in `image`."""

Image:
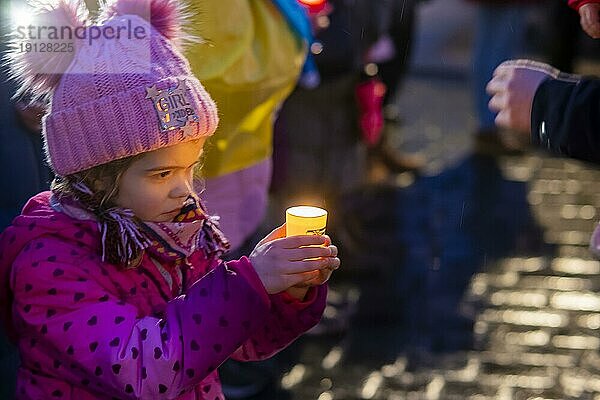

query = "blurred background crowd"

[1,0,600,398]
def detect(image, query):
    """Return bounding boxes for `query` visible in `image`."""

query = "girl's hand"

[293,236,339,286]
[287,237,339,300]
[249,225,340,295]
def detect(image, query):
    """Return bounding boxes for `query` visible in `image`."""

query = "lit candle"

[285,206,328,237]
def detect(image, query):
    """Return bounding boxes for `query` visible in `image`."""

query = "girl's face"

[115,138,206,222]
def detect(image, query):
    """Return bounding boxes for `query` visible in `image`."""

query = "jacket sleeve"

[230,282,327,362]
[10,237,272,399]
[531,77,600,165]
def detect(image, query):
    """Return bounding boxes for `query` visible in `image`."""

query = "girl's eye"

[157,171,171,178]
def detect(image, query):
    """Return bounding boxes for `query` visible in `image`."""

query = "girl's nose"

[171,176,193,199]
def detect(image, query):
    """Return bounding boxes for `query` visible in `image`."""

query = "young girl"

[0,1,340,399]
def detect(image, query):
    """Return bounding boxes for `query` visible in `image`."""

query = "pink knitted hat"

[7,0,218,176]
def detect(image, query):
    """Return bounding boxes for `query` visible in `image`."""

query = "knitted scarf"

[50,187,229,268]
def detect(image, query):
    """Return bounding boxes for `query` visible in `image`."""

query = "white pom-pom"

[4,0,88,102]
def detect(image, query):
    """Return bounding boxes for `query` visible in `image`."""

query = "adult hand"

[579,3,600,39]
[486,60,560,134]
[249,225,339,295]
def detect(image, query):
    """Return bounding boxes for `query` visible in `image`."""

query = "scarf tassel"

[99,208,152,266]
[197,214,230,258]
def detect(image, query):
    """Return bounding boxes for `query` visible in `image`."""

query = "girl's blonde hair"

[51,154,145,267]
[51,155,143,210]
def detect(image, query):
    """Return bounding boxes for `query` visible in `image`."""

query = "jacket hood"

[0,191,99,341]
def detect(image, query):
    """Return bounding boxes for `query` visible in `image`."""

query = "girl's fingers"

[329,245,338,257]
[327,257,341,270]
[312,256,340,270]
[286,270,320,287]
[286,245,336,261]
[285,258,340,288]
[256,230,326,253]
[304,257,340,272]
[280,235,329,249]
[306,269,334,286]
[282,257,335,274]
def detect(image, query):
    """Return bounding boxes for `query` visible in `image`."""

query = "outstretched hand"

[249,225,340,297]
[486,60,560,134]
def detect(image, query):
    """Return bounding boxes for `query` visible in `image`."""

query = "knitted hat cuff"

[44,75,218,176]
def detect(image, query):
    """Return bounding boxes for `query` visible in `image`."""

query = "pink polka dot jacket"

[0,192,327,399]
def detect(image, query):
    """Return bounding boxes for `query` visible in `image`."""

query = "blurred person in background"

[269,0,371,342]
[365,0,425,174]
[272,0,425,213]
[272,0,372,216]
[0,1,53,398]
[271,5,429,344]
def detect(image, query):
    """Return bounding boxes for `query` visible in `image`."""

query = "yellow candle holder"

[285,206,328,237]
